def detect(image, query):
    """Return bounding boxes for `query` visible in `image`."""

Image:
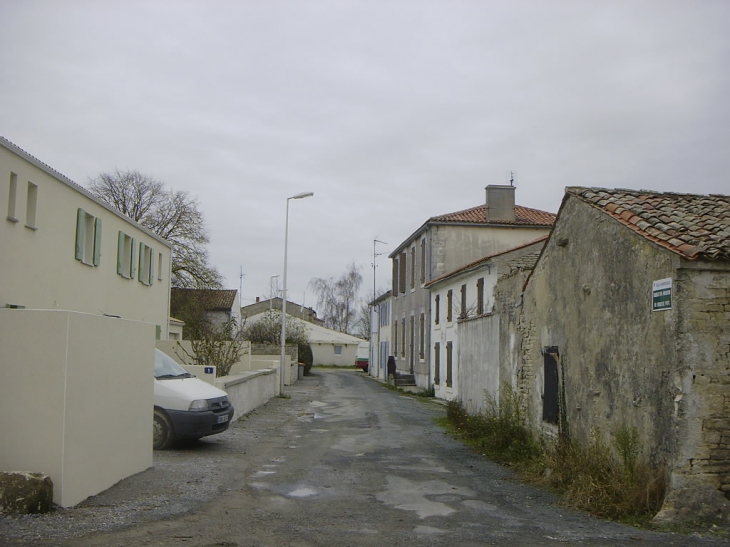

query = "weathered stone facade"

[499,189,730,521]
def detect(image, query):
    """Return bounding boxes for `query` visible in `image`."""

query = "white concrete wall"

[216,369,278,421]
[459,314,501,414]
[0,143,172,335]
[0,309,153,507]
[311,342,358,367]
[156,340,252,376]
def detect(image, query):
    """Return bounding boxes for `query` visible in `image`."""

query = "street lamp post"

[280,191,314,393]
[372,238,387,378]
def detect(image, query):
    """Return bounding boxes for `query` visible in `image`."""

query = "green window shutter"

[130,238,137,279]
[155,325,161,340]
[149,248,155,286]
[138,242,144,282]
[75,208,86,261]
[117,232,125,275]
[93,217,102,266]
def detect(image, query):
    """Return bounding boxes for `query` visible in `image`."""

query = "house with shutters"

[388,184,555,389]
[0,136,172,331]
[0,136,173,507]
[425,237,547,407]
[509,187,730,521]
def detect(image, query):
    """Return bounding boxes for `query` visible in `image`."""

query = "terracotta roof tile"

[430,204,556,226]
[568,187,730,260]
[171,288,238,311]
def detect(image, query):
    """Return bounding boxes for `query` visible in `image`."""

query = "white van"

[153,349,234,449]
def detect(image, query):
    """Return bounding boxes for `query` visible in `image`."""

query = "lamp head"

[290,191,314,200]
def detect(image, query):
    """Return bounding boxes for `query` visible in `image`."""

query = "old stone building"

[508,187,730,520]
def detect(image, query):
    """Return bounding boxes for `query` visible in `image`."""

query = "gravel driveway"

[1,370,728,547]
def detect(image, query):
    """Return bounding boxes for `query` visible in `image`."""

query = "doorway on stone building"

[543,346,560,425]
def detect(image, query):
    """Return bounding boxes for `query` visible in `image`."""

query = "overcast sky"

[2,1,728,307]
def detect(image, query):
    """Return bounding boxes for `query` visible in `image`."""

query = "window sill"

[24,224,37,231]
[6,216,18,223]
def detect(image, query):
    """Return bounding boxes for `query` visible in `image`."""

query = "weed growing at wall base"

[443,386,666,523]
[445,386,540,465]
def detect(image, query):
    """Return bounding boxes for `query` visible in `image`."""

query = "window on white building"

[7,172,18,221]
[75,208,102,266]
[117,232,136,279]
[25,182,38,229]
[138,242,155,286]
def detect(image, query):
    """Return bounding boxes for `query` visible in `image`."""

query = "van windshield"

[154,349,193,379]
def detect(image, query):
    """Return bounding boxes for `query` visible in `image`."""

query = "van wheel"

[153,409,173,450]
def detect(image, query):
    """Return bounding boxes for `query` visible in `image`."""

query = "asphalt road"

[1,370,728,547]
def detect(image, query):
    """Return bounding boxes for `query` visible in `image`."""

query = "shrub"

[445,385,540,466]
[539,434,665,520]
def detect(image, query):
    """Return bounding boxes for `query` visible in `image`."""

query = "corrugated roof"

[430,204,556,226]
[568,187,730,261]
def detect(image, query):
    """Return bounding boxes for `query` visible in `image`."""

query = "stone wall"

[515,195,730,520]
[662,262,730,517]
[521,197,680,464]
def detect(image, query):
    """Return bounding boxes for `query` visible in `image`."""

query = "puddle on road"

[375,475,478,519]
[253,471,276,477]
[288,488,318,498]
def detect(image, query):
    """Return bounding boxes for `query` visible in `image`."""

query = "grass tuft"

[443,385,666,522]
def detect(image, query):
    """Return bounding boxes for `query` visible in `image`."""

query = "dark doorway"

[543,346,560,425]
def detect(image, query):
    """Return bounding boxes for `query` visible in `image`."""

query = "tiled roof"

[568,187,730,261]
[171,288,238,311]
[430,204,556,226]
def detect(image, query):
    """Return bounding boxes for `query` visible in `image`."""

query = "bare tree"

[353,300,371,341]
[352,286,387,341]
[169,290,247,376]
[175,319,248,377]
[309,263,363,334]
[88,169,223,288]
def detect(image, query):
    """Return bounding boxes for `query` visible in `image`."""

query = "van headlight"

[189,399,210,411]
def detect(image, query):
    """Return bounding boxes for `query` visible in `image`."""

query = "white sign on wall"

[652,278,673,312]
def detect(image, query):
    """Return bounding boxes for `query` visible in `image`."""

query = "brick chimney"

[485,184,516,222]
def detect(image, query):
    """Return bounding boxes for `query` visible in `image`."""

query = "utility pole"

[372,238,387,377]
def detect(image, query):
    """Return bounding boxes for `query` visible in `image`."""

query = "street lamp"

[372,239,387,378]
[280,191,314,393]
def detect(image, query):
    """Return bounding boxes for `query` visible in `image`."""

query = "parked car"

[355,342,369,372]
[153,349,234,449]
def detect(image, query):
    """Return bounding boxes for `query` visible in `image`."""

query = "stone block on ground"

[0,471,53,514]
